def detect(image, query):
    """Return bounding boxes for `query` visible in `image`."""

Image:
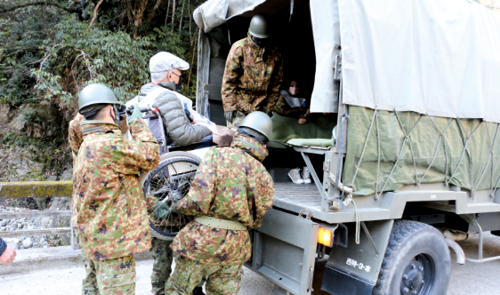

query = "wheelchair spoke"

[143,156,200,240]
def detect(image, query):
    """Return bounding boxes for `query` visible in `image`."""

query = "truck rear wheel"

[373,220,451,295]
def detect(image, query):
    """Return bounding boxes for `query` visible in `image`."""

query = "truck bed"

[274,183,322,212]
[273,183,389,224]
[274,182,500,225]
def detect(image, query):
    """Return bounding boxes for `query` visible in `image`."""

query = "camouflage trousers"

[150,238,174,295]
[82,255,136,295]
[165,256,243,295]
[81,251,99,295]
[227,111,246,131]
[75,227,98,295]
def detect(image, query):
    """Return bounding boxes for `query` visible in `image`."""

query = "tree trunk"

[171,0,176,32]
[165,0,171,25]
[188,0,192,36]
[178,0,186,33]
[88,0,104,28]
[187,32,197,89]
[127,0,149,38]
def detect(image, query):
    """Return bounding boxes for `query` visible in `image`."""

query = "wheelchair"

[128,106,212,241]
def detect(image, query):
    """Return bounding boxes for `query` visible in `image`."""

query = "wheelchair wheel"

[142,152,201,241]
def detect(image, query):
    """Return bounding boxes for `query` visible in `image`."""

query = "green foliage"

[0,131,60,151]
[0,132,18,145]
[23,108,42,125]
[1,0,204,107]
[0,3,64,105]
[32,19,153,103]
[0,0,206,180]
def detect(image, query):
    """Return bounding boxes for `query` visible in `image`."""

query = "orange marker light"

[318,227,333,247]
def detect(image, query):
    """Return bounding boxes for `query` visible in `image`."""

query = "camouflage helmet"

[78,84,121,112]
[248,14,270,39]
[239,111,273,140]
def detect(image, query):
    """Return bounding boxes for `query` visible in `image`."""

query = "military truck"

[191,0,500,294]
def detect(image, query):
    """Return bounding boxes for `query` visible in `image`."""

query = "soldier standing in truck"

[221,14,284,130]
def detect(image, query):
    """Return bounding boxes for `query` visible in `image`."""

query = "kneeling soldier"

[165,112,275,295]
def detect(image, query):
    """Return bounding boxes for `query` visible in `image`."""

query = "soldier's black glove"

[224,111,234,122]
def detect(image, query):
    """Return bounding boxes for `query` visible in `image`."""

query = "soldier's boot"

[192,286,206,295]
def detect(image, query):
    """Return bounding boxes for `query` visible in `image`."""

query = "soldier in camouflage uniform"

[69,112,100,294]
[165,112,275,295]
[221,14,284,130]
[69,113,85,158]
[72,84,160,295]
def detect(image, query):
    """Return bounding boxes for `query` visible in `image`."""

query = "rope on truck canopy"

[346,108,500,201]
[394,111,422,187]
[473,124,499,197]
[419,115,454,187]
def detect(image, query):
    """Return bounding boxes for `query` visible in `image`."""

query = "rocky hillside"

[0,103,73,182]
[0,102,75,249]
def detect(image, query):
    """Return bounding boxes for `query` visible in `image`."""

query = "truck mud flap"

[245,208,318,295]
[321,220,394,295]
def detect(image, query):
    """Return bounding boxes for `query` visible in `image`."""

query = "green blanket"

[270,114,337,143]
[344,106,500,196]
[287,138,333,147]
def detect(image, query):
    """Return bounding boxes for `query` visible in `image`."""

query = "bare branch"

[154,0,163,10]
[88,0,104,28]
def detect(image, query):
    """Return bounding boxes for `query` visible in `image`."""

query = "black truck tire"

[372,220,451,295]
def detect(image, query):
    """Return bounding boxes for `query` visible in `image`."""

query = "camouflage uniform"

[166,133,275,294]
[83,255,136,295]
[168,256,242,295]
[150,238,174,295]
[273,91,308,119]
[69,113,99,294]
[70,113,173,295]
[226,111,246,131]
[69,113,85,158]
[73,118,160,294]
[221,35,283,129]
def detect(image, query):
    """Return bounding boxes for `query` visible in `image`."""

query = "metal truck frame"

[193,0,500,294]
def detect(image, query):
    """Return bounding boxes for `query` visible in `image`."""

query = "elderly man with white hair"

[136,51,212,148]
[137,51,209,295]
